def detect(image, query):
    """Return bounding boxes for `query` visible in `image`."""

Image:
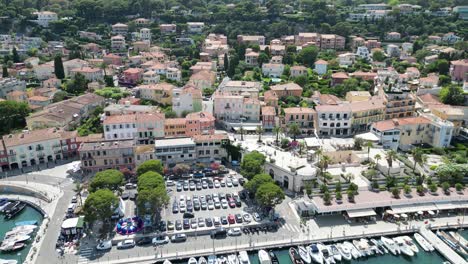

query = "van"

[67,203,76,213]
[210,227,227,239]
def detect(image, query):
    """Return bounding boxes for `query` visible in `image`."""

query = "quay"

[419,227,466,264]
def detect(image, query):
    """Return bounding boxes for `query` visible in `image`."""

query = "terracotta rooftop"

[185,111,215,122]
[165,118,186,126]
[103,113,164,125]
[373,116,431,131]
[350,98,386,112]
[192,133,228,142]
[270,83,303,91]
[79,140,134,152]
[315,59,328,65]
[28,96,50,102]
[332,72,349,79]
[284,107,316,114]
[3,128,64,147]
[261,106,276,116]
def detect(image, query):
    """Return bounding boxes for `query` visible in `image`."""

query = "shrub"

[323,191,331,205]
[455,183,464,192]
[371,180,379,190]
[403,184,411,195]
[429,165,438,171]
[335,191,342,200]
[441,182,450,194]
[429,183,438,193]
[416,185,425,195]
[391,187,401,198]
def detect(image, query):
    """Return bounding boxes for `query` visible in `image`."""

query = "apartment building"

[450,59,468,82]
[104,104,159,116]
[138,83,175,105]
[103,113,165,143]
[160,24,176,34]
[382,87,416,119]
[261,106,276,130]
[172,86,203,117]
[0,78,26,99]
[320,34,345,50]
[283,107,317,135]
[262,63,284,78]
[213,91,244,121]
[111,23,128,35]
[155,138,196,166]
[79,140,135,173]
[245,51,259,66]
[70,67,104,82]
[33,11,58,27]
[193,134,229,164]
[295,33,320,46]
[185,112,216,137]
[350,98,386,133]
[237,35,266,46]
[270,83,303,98]
[218,79,261,98]
[242,98,261,122]
[187,22,204,33]
[111,35,126,51]
[316,103,352,137]
[371,115,454,151]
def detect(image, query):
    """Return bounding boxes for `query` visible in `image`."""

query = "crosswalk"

[77,247,93,264]
[281,223,301,233]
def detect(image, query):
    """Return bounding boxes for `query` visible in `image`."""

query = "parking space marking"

[78,247,93,263]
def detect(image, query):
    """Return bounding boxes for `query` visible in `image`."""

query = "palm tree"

[365,141,373,161]
[385,150,397,178]
[73,182,83,206]
[273,126,282,144]
[374,153,381,166]
[256,125,264,142]
[315,148,323,164]
[99,62,107,76]
[288,122,301,142]
[319,155,331,183]
[411,147,426,174]
[239,126,245,141]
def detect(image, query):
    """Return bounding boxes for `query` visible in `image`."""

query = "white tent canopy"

[391,203,439,214]
[347,208,377,218]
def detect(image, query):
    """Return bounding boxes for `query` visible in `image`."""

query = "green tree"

[12,47,20,63]
[440,85,464,106]
[385,150,397,177]
[54,55,65,79]
[323,191,331,205]
[256,125,264,142]
[372,50,386,62]
[258,52,269,67]
[136,160,163,176]
[365,141,373,161]
[137,171,164,192]
[2,65,8,77]
[89,169,124,192]
[288,122,301,141]
[391,187,401,198]
[436,163,467,184]
[227,54,239,78]
[245,173,274,195]
[224,53,229,72]
[83,189,118,224]
[411,147,426,174]
[240,151,266,179]
[65,73,88,95]
[136,186,169,221]
[255,182,285,209]
[403,184,411,195]
[297,46,318,67]
[441,182,450,194]
[273,126,282,144]
[0,101,30,135]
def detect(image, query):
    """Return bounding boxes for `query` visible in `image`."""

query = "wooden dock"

[419,227,467,264]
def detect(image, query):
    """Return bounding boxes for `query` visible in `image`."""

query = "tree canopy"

[83,188,118,223]
[89,169,124,192]
[440,85,465,106]
[255,182,285,209]
[240,151,266,179]
[0,101,30,136]
[136,159,164,176]
[436,163,468,184]
[245,173,274,195]
[137,171,165,192]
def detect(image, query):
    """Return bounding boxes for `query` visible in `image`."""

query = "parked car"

[210,227,227,239]
[96,240,112,251]
[167,220,175,230]
[166,180,175,186]
[152,235,169,245]
[214,180,220,188]
[228,228,242,236]
[232,179,239,186]
[213,217,221,226]
[198,217,205,227]
[121,192,129,200]
[228,198,236,208]
[235,214,243,223]
[190,219,197,229]
[125,183,136,189]
[221,216,228,225]
[172,205,179,214]
[171,234,187,243]
[221,200,228,209]
[228,214,235,224]
[71,196,77,203]
[183,212,195,218]
[136,237,153,246]
[206,218,213,227]
[175,220,182,230]
[253,213,262,222]
[117,239,135,249]
[243,213,252,223]
[183,219,190,229]
[159,220,167,232]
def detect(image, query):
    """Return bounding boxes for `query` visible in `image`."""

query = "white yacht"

[328,245,342,262]
[401,236,419,253]
[343,241,361,259]
[336,243,352,261]
[381,236,400,255]
[188,257,198,264]
[0,259,17,264]
[199,257,207,264]
[393,237,414,256]
[317,244,334,264]
[208,255,218,264]
[163,260,172,264]
[370,238,388,254]
[414,233,434,252]
[238,251,250,264]
[227,254,239,264]
[307,244,323,264]
[258,250,271,264]
[298,246,311,264]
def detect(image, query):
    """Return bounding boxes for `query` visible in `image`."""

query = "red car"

[227,214,235,224]
[228,198,236,208]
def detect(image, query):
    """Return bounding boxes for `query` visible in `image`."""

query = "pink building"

[103,54,122,65]
[261,106,276,130]
[123,68,144,84]
[185,111,215,136]
[450,59,468,82]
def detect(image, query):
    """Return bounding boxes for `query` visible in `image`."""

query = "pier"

[419,227,467,264]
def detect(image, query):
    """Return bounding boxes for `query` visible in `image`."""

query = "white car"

[117,239,135,249]
[243,213,252,223]
[96,240,112,250]
[226,180,233,187]
[214,200,221,209]
[221,200,228,209]
[152,235,169,245]
[227,228,242,236]
[214,180,220,188]
[208,202,215,210]
[253,213,262,222]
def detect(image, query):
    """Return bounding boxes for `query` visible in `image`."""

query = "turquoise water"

[0,203,44,264]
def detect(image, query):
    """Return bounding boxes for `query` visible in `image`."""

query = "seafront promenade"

[72,213,468,264]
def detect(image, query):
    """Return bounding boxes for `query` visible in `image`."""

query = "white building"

[140,28,151,43]
[33,11,58,27]
[187,22,204,34]
[143,70,160,84]
[155,138,196,165]
[166,67,181,82]
[316,103,352,137]
[356,46,371,60]
[386,44,400,57]
[103,113,165,144]
[338,53,356,67]
[111,35,126,51]
[314,59,328,75]
[262,63,284,78]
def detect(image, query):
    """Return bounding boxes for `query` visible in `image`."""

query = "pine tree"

[12,47,20,63]
[54,55,65,79]
[2,65,8,77]
[223,53,229,72]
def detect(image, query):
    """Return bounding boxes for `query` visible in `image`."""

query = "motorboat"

[342,241,361,259]
[381,236,400,255]
[336,243,352,261]
[188,257,198,264]
[5,202,26,220]
[437,231,468,255]
[199,257,207,264]
[1,201,19,214]
[328,244,342,262]
[317,244,334,264]
[367,239,384,255]
[0,242,25,252]
[269,250,279,264]
[2,234,30,244]
[11,225,37,232]
[258,250,271,264]
[4,228,35,238]
[289,247,304,264]
[353,239,373,256]
[298,246,311,264]
[393,237,414,256]
[15,220,37,226]
[163,260,172,264]
[0,202,11,212]
[227,254,239,264]
[401,236,419,253]
[307,244,323,264]
[0,199,8,206]
[449,231,468,251]
[208,255,218,264]
[370,238,388,254]
[0,259,18,264]
[238,251,250,264]
[217,256,228,264]
[414,233,434,252]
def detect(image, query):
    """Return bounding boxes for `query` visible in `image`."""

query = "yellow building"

[345,91,372,102]
[164,118,186,138]
[138,83,174,105]
[350,98,386,133]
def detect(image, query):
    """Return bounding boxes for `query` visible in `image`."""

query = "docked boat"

[298,246,311,264]
[413,233,434,252]
[0,259,18,264]
[449,231,468,251]
[307,244,323,264]
[238,251,250,264]
[258,250,271,264]
[336,243,352,261]
[4,228,35,238]
[289,247,304,264]
[381,236,400,255]
[217,256,227,264]
[1,201,18,214]
[328,245,342,262]
[2,234,30,244]
[269,251,279,264]
[401,236,419,253]
[5,202,26,220]
[0,242,25,252]
[354,239,373,256]
[0,199,8,206]
[367,239,383,255]
[163,260,172,264]
[208,255,218,264]
[0,202,11,212]
[198,257,207,264]
[342,241,361,259]
[227,254,239,264]
[393,237,414,256]
[188,257,198,264]
[370,238,388,254]
[317,244,334,264]
[437,231,468,255]
[15,220,38,227]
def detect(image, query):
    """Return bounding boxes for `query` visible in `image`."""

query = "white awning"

[355,132,380,142]
[435,202,458,211]
[391,203,439,214]
[347,208,376,218]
